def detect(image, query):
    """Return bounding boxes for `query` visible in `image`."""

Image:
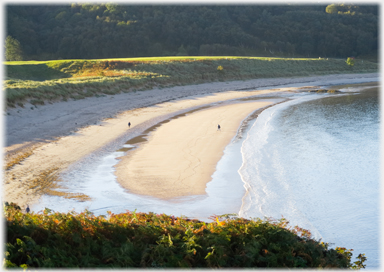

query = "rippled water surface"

[239,88,380,268]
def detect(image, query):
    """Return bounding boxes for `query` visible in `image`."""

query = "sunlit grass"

[3,56,378,108]
[4,55,323,66]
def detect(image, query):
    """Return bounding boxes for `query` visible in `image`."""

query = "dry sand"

[3,73,379,209]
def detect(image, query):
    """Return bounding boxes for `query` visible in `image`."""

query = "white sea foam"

[238,95,325,239]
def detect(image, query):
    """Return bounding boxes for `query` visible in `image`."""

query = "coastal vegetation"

[4,56,378,108]
[4,202,366,268]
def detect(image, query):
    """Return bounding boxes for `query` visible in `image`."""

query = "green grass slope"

[4,203,366,269]
[3,56,378,108]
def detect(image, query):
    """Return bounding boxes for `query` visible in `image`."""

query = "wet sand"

[115,100,280,199]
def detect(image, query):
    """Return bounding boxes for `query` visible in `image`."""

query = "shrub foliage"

[4,202,366,268]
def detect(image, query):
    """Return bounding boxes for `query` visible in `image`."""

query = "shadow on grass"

[5,64,71,81]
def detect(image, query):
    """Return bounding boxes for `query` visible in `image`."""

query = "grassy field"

[3,56,378,108]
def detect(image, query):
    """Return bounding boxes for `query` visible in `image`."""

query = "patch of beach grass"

[4,149,35,171]
[26,167,91,202]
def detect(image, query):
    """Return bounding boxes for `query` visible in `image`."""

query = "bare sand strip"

[3,89,285,208]
[5,73,378,149]
[3,73,379,209]
[115,100,278,199]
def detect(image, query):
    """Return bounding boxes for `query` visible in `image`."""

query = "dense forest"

[5,4,378,61]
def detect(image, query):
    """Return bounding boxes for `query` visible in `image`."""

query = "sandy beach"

[3,73,379,209]
[115,100,280,199]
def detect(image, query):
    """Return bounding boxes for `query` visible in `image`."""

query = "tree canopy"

[5,35,23,61]
[5,4,378,60]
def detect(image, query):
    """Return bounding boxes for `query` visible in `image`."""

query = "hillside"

[4,56,379,108]
[5,4,378,61]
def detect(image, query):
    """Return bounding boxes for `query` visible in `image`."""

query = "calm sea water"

[239,88,380,268]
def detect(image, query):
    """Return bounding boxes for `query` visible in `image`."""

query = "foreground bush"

[3,202,366,268]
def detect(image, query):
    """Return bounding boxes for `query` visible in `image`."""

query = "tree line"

[5,4,378,61]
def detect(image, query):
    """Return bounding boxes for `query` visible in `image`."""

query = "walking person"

[217,124,221,131]
[128,122,131,128]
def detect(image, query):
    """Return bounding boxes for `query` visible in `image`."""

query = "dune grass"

[4,149,34,171]
[3,56,378,108]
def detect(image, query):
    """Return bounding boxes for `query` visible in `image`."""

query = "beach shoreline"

[115,99,283,199]
[3,73,379,209]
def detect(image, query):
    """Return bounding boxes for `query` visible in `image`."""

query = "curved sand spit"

[115,100,280,199]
